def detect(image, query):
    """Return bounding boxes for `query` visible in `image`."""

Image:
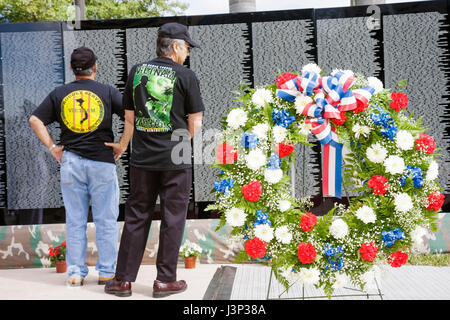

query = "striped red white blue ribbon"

[275,70,374,198]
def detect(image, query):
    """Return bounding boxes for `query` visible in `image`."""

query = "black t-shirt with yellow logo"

[33,79,124,163]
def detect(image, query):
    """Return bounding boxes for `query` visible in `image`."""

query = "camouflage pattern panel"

[0,219,241,269]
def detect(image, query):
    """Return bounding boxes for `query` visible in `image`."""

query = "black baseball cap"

[70,47,97,71]
[158,22,200,48]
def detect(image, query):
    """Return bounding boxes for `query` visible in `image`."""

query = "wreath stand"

[265,268,384,300]
[264,147,384,300]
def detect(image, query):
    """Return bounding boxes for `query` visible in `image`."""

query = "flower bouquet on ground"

[48,240,66,273]
[179,240,202,269]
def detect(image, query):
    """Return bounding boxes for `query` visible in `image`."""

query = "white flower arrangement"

[329,219,349,239]
[366,142,387,163]
[395,130,414,151]
[179,240,202,259]
[226,108,248,129]
[246,149,267,171]
[355,205,376,224]
[384,155,406,175]
[394,192,413,213]
[274,226,293,244]
[252,88,274,107]
[367,76,384,94]
[254,224,274,243]
[225,207,247,227]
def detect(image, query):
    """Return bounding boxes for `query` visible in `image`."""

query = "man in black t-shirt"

[105,23,204,298]
[29,47,134,286]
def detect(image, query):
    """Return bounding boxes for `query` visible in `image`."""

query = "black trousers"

[115,166,192,282]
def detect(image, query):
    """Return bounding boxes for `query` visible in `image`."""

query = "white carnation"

[226,108,248,129]
[264,168,283,184]
[329,219,349,240]
[278,200,291,212]
[246,149,266,171]
[367,76,384,94]
[254,223,274,243]
[395,130,414,151]
[352,123,371,140]
[272,125,287,143]
[366,143,387,163]
[225,208,247,227]
[302,63,321,75]
[426,160,439,181]
[275,226,293,244]
[355,205,376,224]
[252,88,273,107]
[294,95,313,115]
[252,123,270,140]
[394,192,413,213]
[298,267,321,285]
[384,155,406,175]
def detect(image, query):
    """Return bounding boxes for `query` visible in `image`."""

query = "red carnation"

[297,242,317,264]
[353,98,368,114]
[367,175,389,195]
[299,212,318,232]
[389,92,409,112]
[359,242,378,262]
[216,142,238,164]
[387,251,408,267]
[276,142,294,158]
[415,133,435,154]
[242,180,262,202]
[426,191,445,211]
[245,237,267,259]
[331,111,347,126]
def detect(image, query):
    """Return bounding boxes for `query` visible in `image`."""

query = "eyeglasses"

[185,45,191,53]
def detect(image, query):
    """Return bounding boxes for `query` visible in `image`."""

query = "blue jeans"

[60,151,119,280]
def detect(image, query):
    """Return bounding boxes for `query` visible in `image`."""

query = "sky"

[184,0,430,16]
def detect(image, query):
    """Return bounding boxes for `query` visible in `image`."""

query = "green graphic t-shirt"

[124,57,205,170]
[132,64,177,132]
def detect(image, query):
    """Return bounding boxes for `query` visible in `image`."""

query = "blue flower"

[240,132,259,149]
[267,153,281,170]
[214,178,234,195]
[370,105,397,140]
[323,243,344,271]
[380,125,397,140]
[254,210,272,227]
[400,165,423,188]
[382,228,404,247]
[328,256,344,271]
[272,108,296,128]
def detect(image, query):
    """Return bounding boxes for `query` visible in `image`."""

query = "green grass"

[407,252,450,267]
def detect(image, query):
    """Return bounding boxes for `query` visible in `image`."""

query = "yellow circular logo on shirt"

[61,90,104,133]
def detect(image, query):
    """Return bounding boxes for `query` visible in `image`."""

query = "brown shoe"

[153,279,187,298]
[104,278,132,297]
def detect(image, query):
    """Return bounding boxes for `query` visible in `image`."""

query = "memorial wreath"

[206,63,445,297]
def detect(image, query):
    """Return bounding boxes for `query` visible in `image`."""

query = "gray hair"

[156,37,185,57]
[73,66,94,76]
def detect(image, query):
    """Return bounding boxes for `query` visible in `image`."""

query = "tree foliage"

[0,0,188,23]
